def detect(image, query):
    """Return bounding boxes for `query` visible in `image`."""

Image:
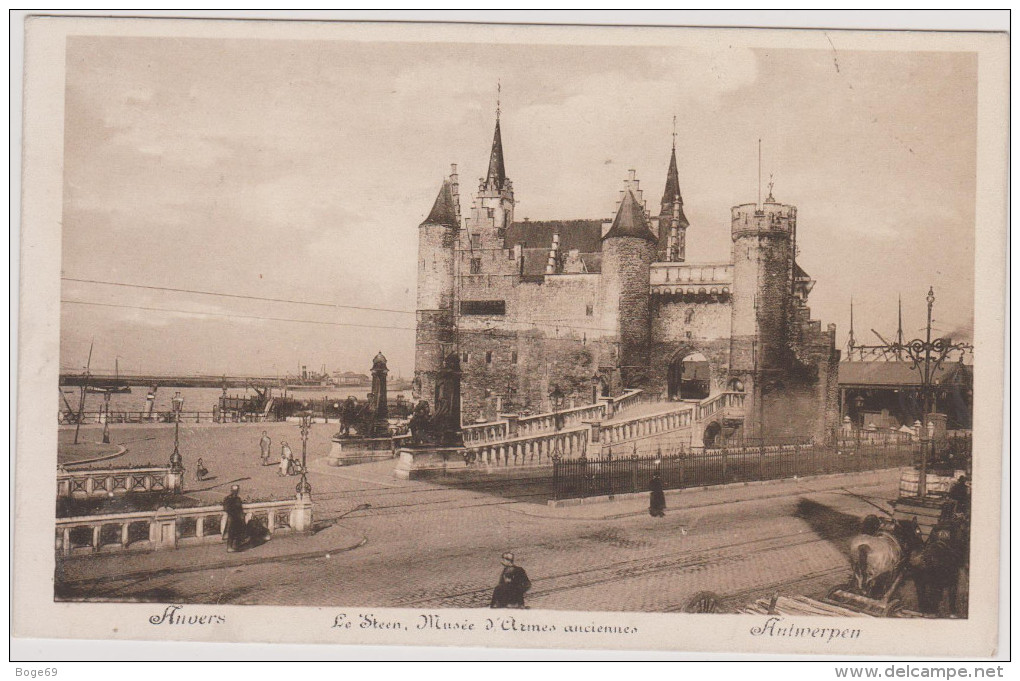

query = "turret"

[656,142,689,262]
[602,186,656,389]
[729,196,796,375]
[473,114,514,240]
[413,167,461,413]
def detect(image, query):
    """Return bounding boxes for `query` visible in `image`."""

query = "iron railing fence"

[552,439,919,501]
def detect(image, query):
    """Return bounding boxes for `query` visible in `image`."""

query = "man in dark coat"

[223,485,246,552]
[490,552,531,608]
[649,473,666,517]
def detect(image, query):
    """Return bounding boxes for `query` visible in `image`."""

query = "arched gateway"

[667,351,711,400]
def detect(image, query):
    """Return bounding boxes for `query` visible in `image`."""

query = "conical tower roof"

[604,189,656,242]
[660,147,689,227]
[421,179,459,228]
[485,118,507,190]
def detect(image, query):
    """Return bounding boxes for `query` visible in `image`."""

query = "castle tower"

[414,168,461,413]
[602,187,656,389]
[471,113,515,240]
[729,194,797,433]
[656,141,689,262]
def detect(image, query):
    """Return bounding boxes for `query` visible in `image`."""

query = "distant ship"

[284,363,336,392]
[86,359,132,394]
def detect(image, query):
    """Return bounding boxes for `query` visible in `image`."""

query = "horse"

[848,515,923,600]
[911,510,969,617]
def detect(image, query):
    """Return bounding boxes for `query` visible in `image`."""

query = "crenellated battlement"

[731,201,797,240]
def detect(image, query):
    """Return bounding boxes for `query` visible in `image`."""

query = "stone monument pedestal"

[393,446,468,480]
[326,436,396,467]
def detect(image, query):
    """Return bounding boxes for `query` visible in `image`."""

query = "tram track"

[390,526,843,610]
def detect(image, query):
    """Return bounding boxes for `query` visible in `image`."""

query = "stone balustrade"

[57,466,183,498]
[466,425,591,467]
[54,495,313,557]
[460,390,644,446]
[695,391,745,422]
[650,262,733,297]
[600,406,694,446]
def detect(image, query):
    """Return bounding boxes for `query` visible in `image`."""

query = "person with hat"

[648,472,666,518]
[222,485,247,553]
[259,431,272,466]
[279,441,294,476]
[490,552,531,609]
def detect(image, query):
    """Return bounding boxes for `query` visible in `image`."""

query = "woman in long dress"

[649,473,666,518]
[279,441,293,476]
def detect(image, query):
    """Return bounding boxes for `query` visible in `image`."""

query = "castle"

[412,112,840,446]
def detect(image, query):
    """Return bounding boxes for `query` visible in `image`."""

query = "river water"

[58,385,413,414]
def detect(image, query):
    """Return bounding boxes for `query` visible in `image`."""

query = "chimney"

[449,163,462,227]
[546,232,560,275]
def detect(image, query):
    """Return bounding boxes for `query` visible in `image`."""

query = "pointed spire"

[660,145,689,228]
[895,294,904,360]
[847,297,857,356]
[604,189,656,242]
[484,84,508,192]
[421,179,459,228]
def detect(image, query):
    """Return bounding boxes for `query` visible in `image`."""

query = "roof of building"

[421,179,459,227]
[603,189,657,242]
[838,361,973,387]
[505,219,605,254]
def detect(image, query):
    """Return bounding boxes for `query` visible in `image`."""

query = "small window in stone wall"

[470,234,481,249]
[685,308,695,323]
[511,351,518,365]
[586,303,594,316]
[470,258,482,274]
[462,351,470,364]
[461,300,506,315]
[485,351,493,365]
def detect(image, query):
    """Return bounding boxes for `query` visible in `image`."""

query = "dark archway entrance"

[703,421,723,448]
[667,352,711,400]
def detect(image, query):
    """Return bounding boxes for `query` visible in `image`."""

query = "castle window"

[507,249,515,261]
[684,309,695,323]
[487,208,495,218]
[462,351,470,364]
[485,351,493,365]
[460,300,506,315]
[470,258,482,274]
[511,351,518,365]
[585,303,594,317]
[470,234,481,249]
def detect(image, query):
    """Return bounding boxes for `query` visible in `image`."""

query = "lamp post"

[102,391,112,444]
[169,391,185,474]
[842,288,972,497]
[296,412,312,496]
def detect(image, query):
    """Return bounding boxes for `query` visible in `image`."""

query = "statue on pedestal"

[369,351,389,437]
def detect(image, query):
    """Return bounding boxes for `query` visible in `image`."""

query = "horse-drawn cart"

[683,478,970,618]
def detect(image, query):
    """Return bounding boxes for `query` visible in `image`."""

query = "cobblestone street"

[58,451,905,613]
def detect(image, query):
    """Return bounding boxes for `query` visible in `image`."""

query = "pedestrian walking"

[259,431,272,466]
[490,552,531,609]
[279,441,294,476]
[195,457,208,482]
[649,472,666,517]
[222,484,246,553]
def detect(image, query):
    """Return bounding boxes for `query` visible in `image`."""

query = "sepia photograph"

[12,13,1008,659]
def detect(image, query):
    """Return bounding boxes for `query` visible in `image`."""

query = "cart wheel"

[684,591,722,613]
[826,582,854,600]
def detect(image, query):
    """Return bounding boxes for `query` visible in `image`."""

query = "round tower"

[602,188,656,389]
[729,198,796,376]
[414,171,460,413]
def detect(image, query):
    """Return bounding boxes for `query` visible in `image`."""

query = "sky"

[59,35,977,379]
